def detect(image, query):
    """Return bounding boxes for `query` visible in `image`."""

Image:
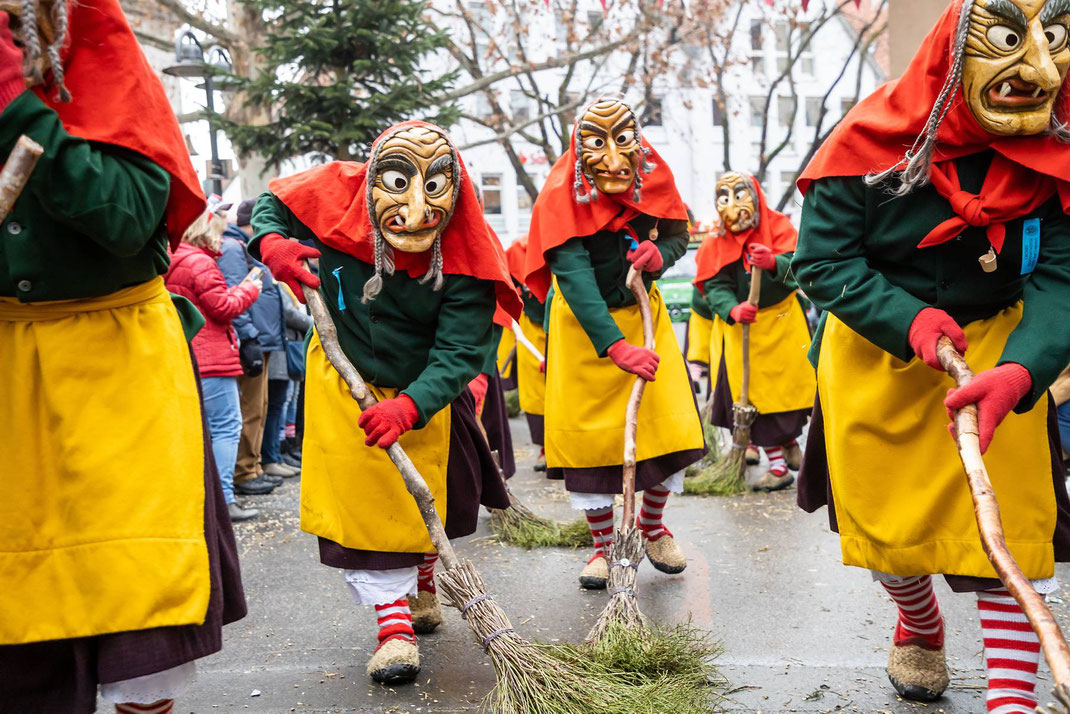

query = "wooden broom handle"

[739,267,763,410]
[0,136,45,223]
[621,265,655,527]
[512,319,545,363]
[302,283,460,571]
[937,336,1070,693]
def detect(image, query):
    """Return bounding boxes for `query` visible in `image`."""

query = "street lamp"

[164,30,234,196]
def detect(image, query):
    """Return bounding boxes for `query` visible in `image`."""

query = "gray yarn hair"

[361,125,457,303]
[573,98,656,204]
[17,0,71,102]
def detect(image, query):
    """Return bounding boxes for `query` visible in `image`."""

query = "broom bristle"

[683,445,748,496]
[489,506,590,549]
[586,527,647,644]
[685,419,724,477]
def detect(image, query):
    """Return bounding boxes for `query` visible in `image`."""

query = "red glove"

[357,395,419,449]
[0,14,25,113]
[746,243,776,271]
[908,307,968,371]
[538,360,546,374]
[626,241,664,273]
[729,302,758,324]
[468,373,489,416]
[606,339,659,381]
[944,363,1031,454]
[259,233,321,302]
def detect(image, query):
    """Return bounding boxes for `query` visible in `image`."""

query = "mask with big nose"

[577,100,641,196]
[715,172,760,234]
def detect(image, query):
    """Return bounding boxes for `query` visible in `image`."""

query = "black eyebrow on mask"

[579,121,608,137]
[1042,0,1070,23]
[609,116,635,137]
[427,155,454,176]
[985,0,1029,29]
[376,156,418,176]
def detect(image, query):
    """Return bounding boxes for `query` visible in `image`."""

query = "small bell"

[649,219,659,243]
[979,247,997,273]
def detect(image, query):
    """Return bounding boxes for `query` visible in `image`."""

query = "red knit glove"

[908,307,968,371]
[0,14,25,113]
[538,360,546,374]
[944,363,1032,454]
[606,339,659,381]
[357,395,419,449]
[468,373,489,416]
[729,302,758,324]
[746,243,776,271]
[626,241,664,273]
[259,233,321,302]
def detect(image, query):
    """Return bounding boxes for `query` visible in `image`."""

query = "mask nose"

[401,184,428,232]
[1020,22,1062,91]
[604,143,629,175]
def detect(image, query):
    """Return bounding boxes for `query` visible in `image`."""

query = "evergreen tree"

[224,0,458,166]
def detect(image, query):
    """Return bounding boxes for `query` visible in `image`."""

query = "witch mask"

[369,124,458,254]
[572,99,654,203]
[715,172,760,234]
[962,0,1070,135]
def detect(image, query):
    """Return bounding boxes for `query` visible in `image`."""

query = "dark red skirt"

[798,392,1070,593]
[710,354,809,447]
[319,386,510,571]
[481,370,516,479]
[551,448,706,494]
[0,364,247,714]
[525,412,545,446]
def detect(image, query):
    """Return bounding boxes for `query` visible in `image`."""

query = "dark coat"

[218,224,286,352]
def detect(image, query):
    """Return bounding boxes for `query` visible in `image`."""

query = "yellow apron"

[515,312,547,417]
[685,312,713,365]
[722,293,815,414]
[496,325,516,382]
[818,304,1054,579]
[300,332,450,554]
[0,277,208,645]
[545,281,704,469]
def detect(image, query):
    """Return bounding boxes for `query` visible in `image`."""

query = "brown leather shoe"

[887,642,949,702]
[783,442,803,471]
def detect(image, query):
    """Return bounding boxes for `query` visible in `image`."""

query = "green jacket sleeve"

[999,199,1070,411]
[481,323,504,376]
[653,218,690,276]
[0,91,170,257]
[772,252,797,288]
[793,177,928,361]
[702,269,741,323]
[250,192,295,247]
[548,238,624,356]
[402,276,496,426]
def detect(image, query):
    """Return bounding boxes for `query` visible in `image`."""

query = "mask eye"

[615,130,635,145]
[1046,24,1068,50]
[583,136,606,150]
[717,194,730,206]
[424,173,448,196]
[381,170,409,193]
[987,25,1022,52]
[735,189,749,201]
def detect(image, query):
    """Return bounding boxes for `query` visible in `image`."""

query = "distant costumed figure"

[251,121,521,685]
[695,172,815,492]
[0,1,247,712]
[794,0,1070,709]
[506,235,549,471]
[525,98,705,590]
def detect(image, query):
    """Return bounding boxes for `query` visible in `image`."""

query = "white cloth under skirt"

[99,662,197,704]
[569,472,684,511]
[344,567,419,606]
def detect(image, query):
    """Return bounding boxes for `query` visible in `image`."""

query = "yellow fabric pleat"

[545,281,704,469]
[0,277,208,645]
[721,293,815,414]
[818,304,1055,579]
[685,312,713,365]
[496,325,516,382]
[516,313,547,416]
[300,332,450,554]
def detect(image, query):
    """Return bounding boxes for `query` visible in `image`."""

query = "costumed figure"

[524,98,705,590]
[506,235,549,471]
[0,2,247,711]
[696,172,814,491]
[685,285,715,389]
[794,1,1070,708]
[250,121,521,686]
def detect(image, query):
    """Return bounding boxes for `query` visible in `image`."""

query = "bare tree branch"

[149,0,241,46]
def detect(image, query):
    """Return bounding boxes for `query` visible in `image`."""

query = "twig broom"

[685,267,762,496]
[937,337,1070,714]
[302,283,671,712]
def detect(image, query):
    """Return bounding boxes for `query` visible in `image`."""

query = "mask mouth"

[985,75,1052,110]
[385,210,443,234]
[594,168,633,180]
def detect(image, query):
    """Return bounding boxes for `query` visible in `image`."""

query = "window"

[712,97,725,127]
[750,20,763,51]
[780,171,798,188]
[474,93,493,120]
[777,96,795,129]
[516,184,533,213]
[510,90,531,123]
[805,97,823,127]
[750,96,766,129]
[481,173,502,214]
[775,21,814,76]
[644,96,663,127]
[587,10,603,31]
[840,97,856,116]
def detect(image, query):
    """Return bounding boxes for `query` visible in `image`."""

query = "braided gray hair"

[573,97,656,204]
[16,0,71,102]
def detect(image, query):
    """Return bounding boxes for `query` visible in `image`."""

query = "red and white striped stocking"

[374,598,415,648]
[636,484,672,542]
[878,575,944,649]
[115,701,174,714]
[417,553,437,594]
[978,588,1040,713]
[765,446,788,476]
[584,506,614,562]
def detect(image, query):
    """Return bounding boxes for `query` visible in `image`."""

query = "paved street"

[158,419,1070,713]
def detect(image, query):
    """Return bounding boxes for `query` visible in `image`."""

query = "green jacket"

[689,286,712,321]
[251,193,496,426]
[547,214,689,356]
[793,151,1070,411]
[0,91,172,301]
[700,252,796,323]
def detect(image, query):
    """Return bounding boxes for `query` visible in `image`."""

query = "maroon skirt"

[0,364,247,714]
[710,354,809,447]
[798,392,1070,593]
[525,412,545,446]
[481,370,516,479]
[319,386,511,571]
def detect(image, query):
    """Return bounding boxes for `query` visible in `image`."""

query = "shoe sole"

[412,618,442,635]
[648,559,687,575]
[533,465,547,472]
[579,576,608,590]
[888,675,943,703]
[371,663,420,686]
[751,476,796,493]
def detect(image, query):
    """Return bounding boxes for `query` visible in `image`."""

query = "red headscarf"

[268,121,521,321]
[33,0,205,249]
[693,177,797,292]
[505,234,528,285]
[523,126,689,301]
[799,0,1070,254]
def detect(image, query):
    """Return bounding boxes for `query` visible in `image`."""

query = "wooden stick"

[937,336,1070,698]
[0,136,45,223]
[739,267,763,410]
[621,265,655,527]
[302,284,460,571]
[512,319,545,363]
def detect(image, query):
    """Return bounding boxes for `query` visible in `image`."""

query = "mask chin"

[591,174,634,195]
[382,231,438,254]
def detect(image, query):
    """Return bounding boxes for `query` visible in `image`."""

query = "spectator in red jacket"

[166,211,262,521]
